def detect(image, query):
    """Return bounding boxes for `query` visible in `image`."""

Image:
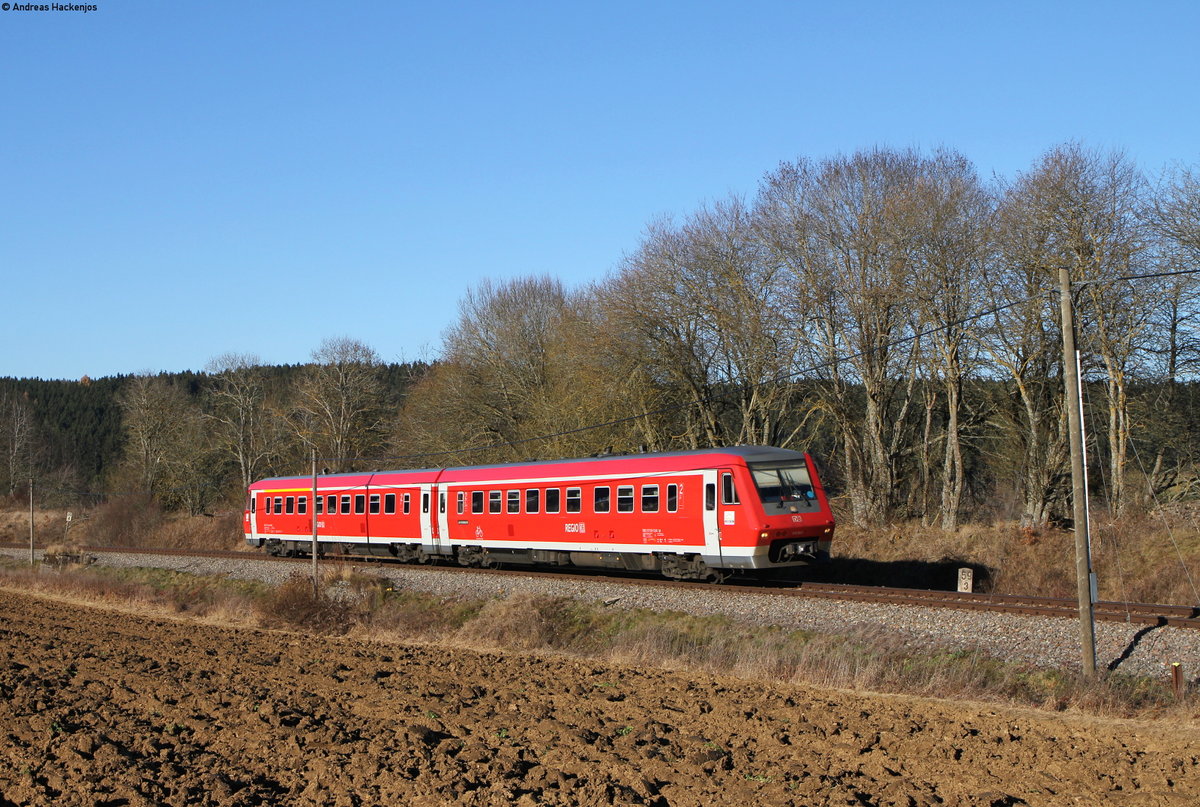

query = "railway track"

[6,542,1200,630]
[771,581,1200,630]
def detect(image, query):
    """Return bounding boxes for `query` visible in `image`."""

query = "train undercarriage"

[262,538,826,582]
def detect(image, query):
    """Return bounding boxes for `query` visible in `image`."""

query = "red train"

[243,446,835,580]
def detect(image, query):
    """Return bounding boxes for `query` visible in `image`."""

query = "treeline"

[4,142,1200,529]
[395,143,1200,530]
[0,354,429,514]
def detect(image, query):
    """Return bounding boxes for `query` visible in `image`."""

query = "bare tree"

[1007,145,1149,515]
[117,373,218,512]
[290,338,387,470]
[759,149,931,525]
[1139,163,1200,499]
[1,390,38,497]
[1152,164,1200,254]
[398,276,630,463]
[205,352,281,492]
[599,199,806,451]
[902,151,994,529]
[601,220,729,448]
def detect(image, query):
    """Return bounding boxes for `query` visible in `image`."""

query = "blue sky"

[2,0,1198,380]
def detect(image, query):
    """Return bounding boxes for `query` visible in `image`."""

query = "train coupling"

[772,539,819,563]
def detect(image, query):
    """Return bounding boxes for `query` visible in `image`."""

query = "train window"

[250,496,256,513]
[369,494,381,515]
[750,464,819,512]
[489,491,502,513]
[341,495,351,513]
[457,491,465,514]
[642,485,659,513]
[705,483,716,511]
[439,492,446,514]
[566,488,581,513]
[298,496,307,515]
[525,489,540,513]
[327,495,337,514]
[545,488,560,513]
[264,497,272,514]
[617,486,634,513]
[385,493,396,514]
[275,496,283,513]
[315,495,322,515]
[722,473,740,505]
[285,496,294,515]
[403,493,411,514]
[472,491,484,514]
[667,484,678,512]
[507,490,520,514]
[355,494,366,514]
[422,492,430,514]
[594,486,610,513]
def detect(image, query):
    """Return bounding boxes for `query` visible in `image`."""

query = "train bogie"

[244,446,835,580]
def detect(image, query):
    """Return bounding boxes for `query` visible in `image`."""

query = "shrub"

[256,573,357,635]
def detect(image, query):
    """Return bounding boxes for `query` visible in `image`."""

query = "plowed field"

[1,589,1197,806]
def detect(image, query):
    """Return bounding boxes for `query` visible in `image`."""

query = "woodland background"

[6,143,1200,537]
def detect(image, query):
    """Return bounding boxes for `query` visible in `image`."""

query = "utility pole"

[311,449,319,595]
[1058,266,1098,677]
[28,478,34,566]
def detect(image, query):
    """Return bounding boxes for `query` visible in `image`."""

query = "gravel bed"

[5,547,1199,683]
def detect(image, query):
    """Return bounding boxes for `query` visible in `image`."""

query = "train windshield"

[750,464,819,513]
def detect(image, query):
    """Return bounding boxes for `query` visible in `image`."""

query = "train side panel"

[244,446,835,576]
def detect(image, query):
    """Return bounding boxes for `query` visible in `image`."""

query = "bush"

[454,593,606,651]
[256,573,357,635]
[83,494,164,548]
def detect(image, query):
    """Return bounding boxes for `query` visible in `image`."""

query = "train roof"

[447,445,803,472]
[250,445,807,488]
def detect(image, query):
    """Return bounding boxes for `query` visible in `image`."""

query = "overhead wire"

[336,266,1200,468]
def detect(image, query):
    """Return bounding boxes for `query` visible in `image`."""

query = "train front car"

[712,446,835,573]
[436,445,834,581]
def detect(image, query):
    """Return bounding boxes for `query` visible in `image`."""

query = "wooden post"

[1059,266,1098,677]
[311,449,319,595]
[28,478,34,566]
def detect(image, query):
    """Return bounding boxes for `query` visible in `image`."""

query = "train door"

[701,469,722,560]
[419,483,436,553]
[436,488,450,552]
[247,492,259,542]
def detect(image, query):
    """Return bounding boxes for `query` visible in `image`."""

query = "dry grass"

[832,518,1200,605]
[6,501,1199,604]
[0,556,1193,719]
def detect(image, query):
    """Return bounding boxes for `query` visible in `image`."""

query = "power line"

[341,293,1037,467]
[344,265,1200,468]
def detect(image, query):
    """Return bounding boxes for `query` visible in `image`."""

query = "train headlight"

[760,531,769,539]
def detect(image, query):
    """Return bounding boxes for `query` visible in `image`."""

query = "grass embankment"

[830,517,1200,605]
[0,557,1194,721]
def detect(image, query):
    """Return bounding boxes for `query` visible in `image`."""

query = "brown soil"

[1,590,1197,806]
